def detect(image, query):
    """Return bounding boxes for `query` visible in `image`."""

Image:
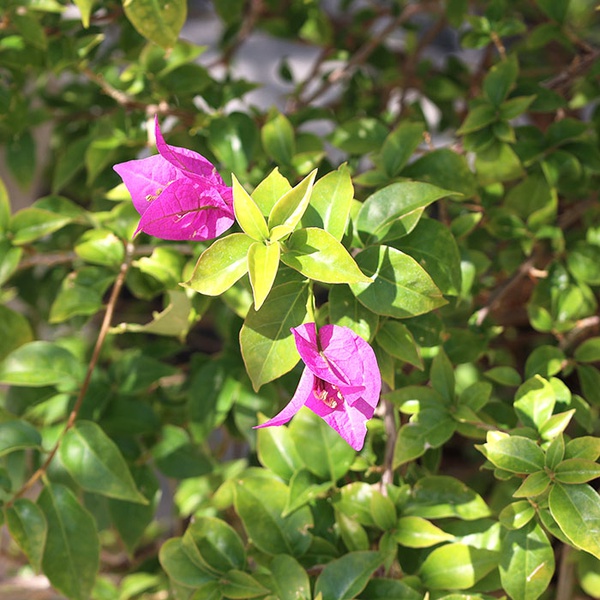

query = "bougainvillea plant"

[1,1,600,599]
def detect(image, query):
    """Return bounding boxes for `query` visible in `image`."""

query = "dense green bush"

[1,0,600,598]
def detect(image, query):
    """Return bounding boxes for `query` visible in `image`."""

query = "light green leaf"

[220,570,270,599]
[268,169,317,238]
[73,0,94,27]
[266,554,311,600]
[0,305,33,362]
[0,240,21,287]
[240,280,310,390]
[123,0,186,49]
[395,516,454,548]
[513,471,551,498]
[514,375,556,430]
[38,483,100,600]
[10,207,72,245]
[159,537,217,587]
[6,498,47,572]
[483,55,519,106]
[574,337,600,363]
[233,175,269,241]
[256,415,304,481]
[314,551,382,600]
[554,458,600,484]
[75,229,124,268]
[350,245,446,319]
[248,241,280,310]
[0,341,80,387]
[498,501,536,530]
[329,285,379,342]
[252,168,292,216]
[549,483,600,560]
[0,176,10,233]
[186,233,254,295]
[357,181,453,244]
[281,227,370,284]
[301,164,353,241]
[59,421,147,503]
[419,543,499,590]
[284,468,333,516]
[481,435,545,474]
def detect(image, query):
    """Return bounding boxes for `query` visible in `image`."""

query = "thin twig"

[6,242,135,507]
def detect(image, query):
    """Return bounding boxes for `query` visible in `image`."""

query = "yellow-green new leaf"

[281,227,370,284]
[123,0,187,49]
[186,233,254,295]
[248,241,281,310]
[268,169,317,234]
[232,175,269,241]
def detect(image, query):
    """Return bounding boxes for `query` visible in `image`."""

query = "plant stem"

[6,241,135,507]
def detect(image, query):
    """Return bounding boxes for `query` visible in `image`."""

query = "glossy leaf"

[282,227,370,284]
[350,245,446,319]
[498,501,536,530]
[549,482,600,560]
[261,111,295,166]
[268,169,317,236]
[481,435,545,474]
[59,421,147,503]
[10,207,72,245]
[554,458,600,484]
[0,305,33,362]
[419,543,499,590]
[159,537,217,587]
[395,516,454,548]
[220,570,269,599]
[240,280,310,390]
[252,168,292,216]
[6,498,47,572]
[356,181,452,244]
[483,55,518,106]
[329,285,379,342]
[233,175,269,241]
[123,0,186,48]
[314,551,382,600]
[376,320,422,369]
[499,520,554,600]
[301,164,353,241]
[256,416,304,481]
[0,341,80,387]
[381,122,424,177]
[574,337,600,363]
[0,420,42,457]
[74,229,124,268]
[234,471,313,556]
[266,554,311,600]
[248,241,280,310]
[38,483,100,600]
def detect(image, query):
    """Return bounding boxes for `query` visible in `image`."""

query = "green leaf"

[475,142,524,184]
[0,240,22,287]
[252,168,292,216]
[152,425,212,479]
[329,285,379,342]
[282,227,369,284]
[0,305,33,362]
[567,242,600,285]
[574,337,600,363]
[183,517,246,574]
[335,509,369,551]
[108,466,160,555]
[73,0,93,27]
[554,458,600,484]
[357,181,452,244]
[524,345,565,379]
[268,170,317,238]
[565,436,600,461]
[208,112,257,175]
[577,552,600,599]
[234,471,313,556]
[402,148,477,198]
[256,415,304,481]
[314,551,382,600]
[75,229,124,268]
[484,366,522,387]
[431,348,455,403]
[233,175,269,241]
[0,341,80,387]
[395,516,454,548]
[59,421,147,503]
[10,207,72,245]
[265,554,311,600]
[381,122,424,177]
[375,320,423,369]
[499,520,554,600]
[186,233,254,296]
[330,117,388,154]
[297,167,352,245]
[513,471,551,498]
[350,245,446,319]
[577,365,600,406]
[549,483,600,560]
[261,111,295,166]
[123,0,186,48]
[457,102,498,134]
[38,483,100,600]
[394,218,462,296]
[483,55,519,106]
[288,407,356,481]
[248,241,280,310]
[498,500,536,530]
[514,376,556,430]
[419,543,499,590]
[220,570,269,599]
[284,468,332,516]
[370,491,397,531]
[536,0,570,23]
[481,435,545,474]
[539,410,576,441]
[334,482,376,527]
[6,131,35,189]
[404,476,491,520]
[0,176,10,233]
[0,420,41,457]
[159,537,217,587]
[240,280,310,390]
[6,498,47,572]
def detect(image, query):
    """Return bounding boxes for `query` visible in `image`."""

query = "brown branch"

[543,47,600,96]
[6,241,135,507]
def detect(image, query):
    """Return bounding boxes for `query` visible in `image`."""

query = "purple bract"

[256,323,381,451]
[113,117,234,241]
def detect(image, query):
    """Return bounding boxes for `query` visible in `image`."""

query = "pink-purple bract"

[255,323,381,451]
[113,117,234,241]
